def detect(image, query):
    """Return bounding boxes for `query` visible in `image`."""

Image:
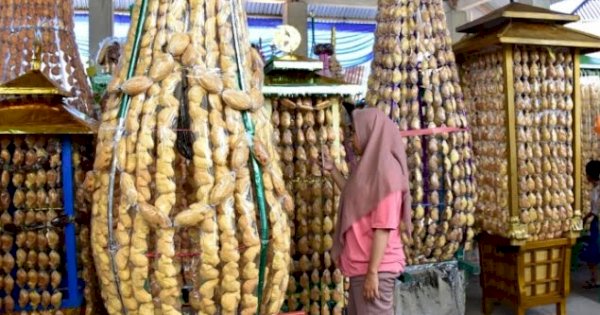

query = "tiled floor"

[465,266,600,315]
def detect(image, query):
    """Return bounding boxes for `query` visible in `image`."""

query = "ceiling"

[570,0,600,21]
[73,0,572,23]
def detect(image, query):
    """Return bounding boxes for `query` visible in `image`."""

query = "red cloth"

[339,191,406,277]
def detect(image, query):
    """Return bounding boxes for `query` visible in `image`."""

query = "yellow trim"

[572,48,583,234]
[0,87,64,95]
[503,11,579,22]
[456,2,579,33]
[499,37,600,50]
[503,45,518,219]
[503,45,528,240]
[331,96,341,165]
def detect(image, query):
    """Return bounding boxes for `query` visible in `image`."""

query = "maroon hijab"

[332,108,411,261]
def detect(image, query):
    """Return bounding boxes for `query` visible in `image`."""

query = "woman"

[582,160,600,289]
[323,108,412,315]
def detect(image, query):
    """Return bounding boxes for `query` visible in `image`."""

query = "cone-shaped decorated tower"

[91,0,291,314]
[366,0,476,264]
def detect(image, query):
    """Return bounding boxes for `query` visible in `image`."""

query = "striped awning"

[73,0,377,22]
[573,0,600,21]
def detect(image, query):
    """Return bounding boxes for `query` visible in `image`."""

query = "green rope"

[118,0,148,118]
[227,0,269,313]
[106,0,148,313]
[242,112,270,314]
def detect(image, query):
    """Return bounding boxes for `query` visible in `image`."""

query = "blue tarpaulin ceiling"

[74,14,375,69]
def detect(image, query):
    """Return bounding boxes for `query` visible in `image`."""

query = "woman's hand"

[400,221,413,236]
[363,271,379,302]
[321,149,335,174]
[321,147,347,189]
[363,229,389,302]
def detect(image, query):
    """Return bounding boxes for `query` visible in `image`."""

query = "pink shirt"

[339,191,406,277]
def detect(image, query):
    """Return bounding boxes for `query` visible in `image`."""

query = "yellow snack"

[173,203,212,227]
[167,32,191,56]
[138,202,172,229]
[121,76,153,96]
[222,89,252,111]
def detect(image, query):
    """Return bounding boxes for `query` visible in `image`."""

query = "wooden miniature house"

[453,4,600,314]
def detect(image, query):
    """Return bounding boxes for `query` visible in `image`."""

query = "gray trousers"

[347,272,398,315]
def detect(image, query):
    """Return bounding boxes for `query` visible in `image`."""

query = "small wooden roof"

[265,54,324,73]
[0,67,95,135]
[457,2,579,34]
[0,68,69,97]
[453,3,600,55]
[263,53,361,96]
[264,70,361,96]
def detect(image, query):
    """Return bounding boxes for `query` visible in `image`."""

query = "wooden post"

[283,1,308,57]
[503,44,527,242]
[89,0,114,61]
[571,48,584,236]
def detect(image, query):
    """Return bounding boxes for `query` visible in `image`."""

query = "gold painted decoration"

[0,0,95,120]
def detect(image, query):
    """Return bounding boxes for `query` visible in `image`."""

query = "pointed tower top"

[31,38,42,71]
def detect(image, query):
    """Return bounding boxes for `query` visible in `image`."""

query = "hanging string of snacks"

[365,0,476,264]
[261,34,360,312]
[91,0,292,314]
[461,47,576,241]
[0,136,96,314]
[581,75,600,217]
[0,1,101,313]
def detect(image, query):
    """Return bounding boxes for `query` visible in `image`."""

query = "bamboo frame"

[455,4,592,315]
[480,233,574,315]
[502,45,528,242]
[571,48,584,235]
[455,11,594,241]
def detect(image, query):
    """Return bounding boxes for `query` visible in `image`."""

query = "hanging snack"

[261,23,359,311]
[452,3,600,242]
[365,0,476,264]
[460,48,575,240]
[91,0,291,314]
[581,77,600,217]
[0,135,97,313]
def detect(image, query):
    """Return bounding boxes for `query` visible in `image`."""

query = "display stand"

[393,248,479,315]
[263,38,360,313]
[453,3,600,314]
[478,233,575,315]
[0,46,95,312]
